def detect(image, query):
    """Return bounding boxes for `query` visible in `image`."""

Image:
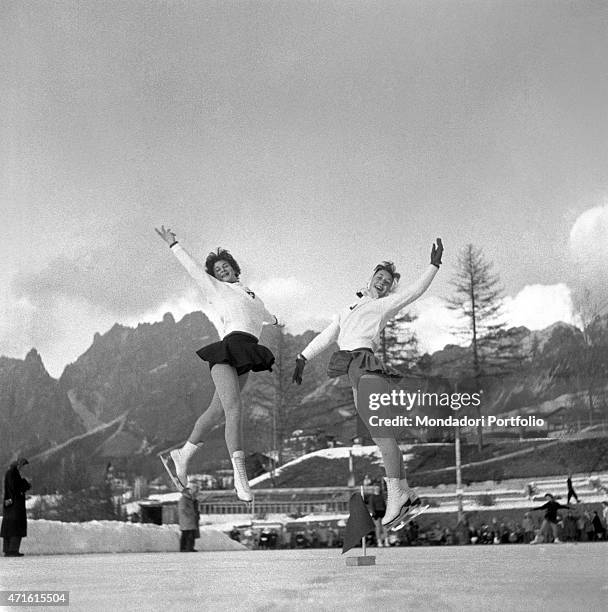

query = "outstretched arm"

[155,225,221,299]
[300,318,340,361]
[531,502,549,511]
[382,238,443,319]
[292,317,340,385]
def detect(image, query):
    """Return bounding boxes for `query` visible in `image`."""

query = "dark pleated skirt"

[196,332,275,376]
[328,348,402,380]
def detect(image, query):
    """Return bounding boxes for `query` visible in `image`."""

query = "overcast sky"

[2,1,607,377]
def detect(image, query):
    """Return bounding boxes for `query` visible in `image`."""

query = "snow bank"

[249,445,384,486]
[18,520,246,555]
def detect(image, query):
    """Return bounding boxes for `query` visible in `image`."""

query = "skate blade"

[382,501,415,529]
[390,504,430,532]
[159,454,187,491]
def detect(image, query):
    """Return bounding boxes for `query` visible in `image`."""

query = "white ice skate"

[231,451,253,503]
[159,451,186,491]
[382,479,412,528]
[169,448,188,489]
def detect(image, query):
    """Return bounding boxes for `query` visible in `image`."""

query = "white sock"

[180,441,201,461]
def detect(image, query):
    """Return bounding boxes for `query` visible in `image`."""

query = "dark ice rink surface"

[1,544,606,611]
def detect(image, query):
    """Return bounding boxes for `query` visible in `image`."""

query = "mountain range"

[1,311,606,491]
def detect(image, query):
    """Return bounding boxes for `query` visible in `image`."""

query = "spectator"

[366,481,388,547]
[455,516,471,546]
[1,458,31,557]
[562,512,577,542]
[591,511,605,541]
[317,523,330,548]
[602,501,608,530]
[583,512,595,542]
[522,512,535,543]
[566,474,579,504]
[229,526,241,542]
[177,486,200,552]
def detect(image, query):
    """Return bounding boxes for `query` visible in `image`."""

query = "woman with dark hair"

[293,239,443,528]
[1,458,31,557]
[155,226,278,502]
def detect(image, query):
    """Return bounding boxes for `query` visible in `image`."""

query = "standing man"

[1,458,31,557]
[566,474,579,504]
[177,486,200,552]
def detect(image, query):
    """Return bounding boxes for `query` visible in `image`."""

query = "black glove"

[292,355,306,385]
[431,238,444,268]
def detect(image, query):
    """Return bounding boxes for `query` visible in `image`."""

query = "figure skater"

[292,238,443,528]
[530,493,569,543]
[155,226,278,502]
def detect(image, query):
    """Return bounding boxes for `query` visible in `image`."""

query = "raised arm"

[155,225,221,300]
[382,238,443,319]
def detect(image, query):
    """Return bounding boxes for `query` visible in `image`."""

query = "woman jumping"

[292,239,443,528]
[155,226,278,502]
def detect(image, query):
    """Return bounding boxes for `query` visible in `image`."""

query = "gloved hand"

[292,354,306,385]
[431,238,444,268]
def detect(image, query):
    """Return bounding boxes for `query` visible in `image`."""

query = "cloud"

[12,242,179,318]
[503,284,579,330]
[569,204,608,261]
[568,203,608,307]
[409,296,465,353]
[0,288,119,378]
[410,284,581,355]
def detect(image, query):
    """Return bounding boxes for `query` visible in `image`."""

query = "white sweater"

[301,264,438,361]
[170,242,276,339]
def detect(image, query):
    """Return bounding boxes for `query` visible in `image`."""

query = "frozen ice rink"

[1,544,606,611]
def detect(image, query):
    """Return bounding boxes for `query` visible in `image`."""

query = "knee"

[222,396,243,416]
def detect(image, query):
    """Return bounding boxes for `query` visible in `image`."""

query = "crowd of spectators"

[227,500,608,549]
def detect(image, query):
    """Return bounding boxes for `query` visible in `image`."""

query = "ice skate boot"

[231,450,253,503]
[382,478,411,528]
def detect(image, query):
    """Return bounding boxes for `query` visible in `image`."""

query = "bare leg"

[349,367,416,525]
[170,371,250,488]
[188,373,249,444]
[372,437,402,479]
[210,365,253,502]
[211,364,245,455]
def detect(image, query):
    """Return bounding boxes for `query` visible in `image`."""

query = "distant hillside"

[1,312,606,491]
[251,439,608,489]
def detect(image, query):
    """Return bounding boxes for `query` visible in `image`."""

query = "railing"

[199,499,349,515]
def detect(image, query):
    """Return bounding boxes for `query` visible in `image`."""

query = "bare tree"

[572,289,608,426]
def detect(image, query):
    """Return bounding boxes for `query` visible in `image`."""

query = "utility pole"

[454,382,463,521]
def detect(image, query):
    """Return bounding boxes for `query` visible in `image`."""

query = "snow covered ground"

[17,519,245,555]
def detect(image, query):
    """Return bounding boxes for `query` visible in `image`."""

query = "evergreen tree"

[380,311,420,372]
[243,325,311,469]
[445,244,524,448]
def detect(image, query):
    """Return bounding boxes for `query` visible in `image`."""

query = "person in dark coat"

[177,487,200,552]
[531,493,569,543]
[566,474,579,504]
[1,458,31,557]
[591,511,606,541]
